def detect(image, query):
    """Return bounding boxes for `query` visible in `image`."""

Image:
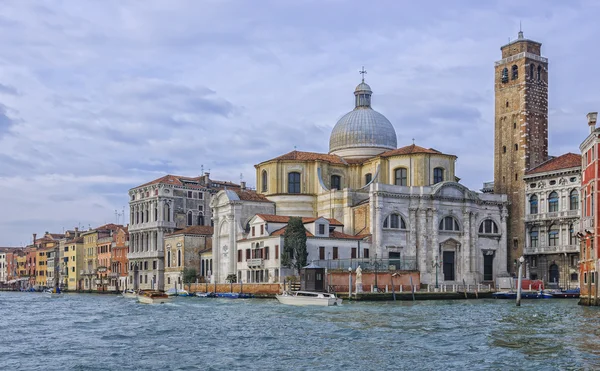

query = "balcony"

[128,221,176,232]
[582,217,594,230]
[246,258,264,268]
[79,269,97,276]
[524,244,579,255]
[525,210,580,222]
[127,251,164,259]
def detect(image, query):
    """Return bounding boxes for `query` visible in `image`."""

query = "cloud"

[0,1,599,245]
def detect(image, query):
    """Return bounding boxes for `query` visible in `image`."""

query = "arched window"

[439,216,460,231]
[154,206,158,221]
[570,189,579,210]
[383,214,406,229]
[548,191,559,212]
[530,195,538,214]
[178,250,181,267]
[164,203,171,222]
[537,65,542,81]
[433,168,444,184]
[501,67,508,83]
[288,172,301,194]
[511,64,518,80]
[187,211,193,226]
[394,168,407,186]
[529,64,535,79]
[479,219,499,235]
[548,224,559,246]
[365,173,372,185]
[503,145,506,153]
[514,144,518,151]
[331,175,341,190]
[529,227,538,247]
[261,170,268,192]
[197,213,204,226]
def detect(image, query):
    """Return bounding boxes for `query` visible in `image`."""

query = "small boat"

[44,288,63,298]
[166,288,191,297]
[137,291,171,304]
[196,292,216,298]
[121,289,138,299]
[552,288,580,298]
[215,292,240,299]
[492,290,553,299]
[275,291,342,306]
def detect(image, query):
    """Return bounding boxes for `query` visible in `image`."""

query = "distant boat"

[492,290,554,299]
[196,292,215,298]
[276,291,342,306]
[44,288,63,298]
[137,291,171,304]
[551,288,580,298]
[121,289,138,299]
[166,288,191,297]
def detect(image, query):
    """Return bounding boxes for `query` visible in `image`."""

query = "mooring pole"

[516,256,524,307]
[348,267,352,299]
[409,276,415,301]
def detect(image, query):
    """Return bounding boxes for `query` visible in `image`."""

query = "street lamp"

[433,257,441,289]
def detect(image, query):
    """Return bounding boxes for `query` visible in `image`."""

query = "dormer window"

[318,224,325,235]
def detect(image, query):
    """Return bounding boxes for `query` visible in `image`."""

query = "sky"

[0,0,599,246]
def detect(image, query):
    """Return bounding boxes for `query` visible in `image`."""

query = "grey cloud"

[0,83,18,95]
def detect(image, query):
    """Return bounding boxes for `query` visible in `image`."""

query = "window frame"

[394,168,408,186]
[330,175,341,190]
[261,170,268,192]
[433,168,444,184]
[288,172,301,194]
[548,191,559,213]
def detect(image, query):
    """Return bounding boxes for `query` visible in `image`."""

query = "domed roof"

[329,80,397,156]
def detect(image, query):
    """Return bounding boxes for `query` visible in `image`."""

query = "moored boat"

[196,292,215,298]
[551,289,580,298]
[121,289,138,299]
[276,291,342,306]
[166,288,191,297]
[137,291,171,304]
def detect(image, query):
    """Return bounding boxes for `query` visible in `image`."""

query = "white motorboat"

[44,288,63,298]
[275,291,342,306]
[137,291,171,304]
[121,289,138,299]
[165,288,190,297]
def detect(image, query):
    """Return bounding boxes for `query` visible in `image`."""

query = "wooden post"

[517,256,524,307]
[409,276,415,301]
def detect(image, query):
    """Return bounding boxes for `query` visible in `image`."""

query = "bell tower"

[493,30,548,273]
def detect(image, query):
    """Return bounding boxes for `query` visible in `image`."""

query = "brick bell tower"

[493,29,548,274]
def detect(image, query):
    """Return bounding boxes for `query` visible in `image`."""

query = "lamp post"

[433,257,441,289]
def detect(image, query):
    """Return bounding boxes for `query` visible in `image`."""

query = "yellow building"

[65,236,84,291]
[81,229,99,290]
[36,248,49,288]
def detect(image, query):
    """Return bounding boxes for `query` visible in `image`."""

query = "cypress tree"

[282,216,308,274]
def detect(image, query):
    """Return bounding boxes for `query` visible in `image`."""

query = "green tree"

[183,268,197,292]
[282,217,308,274]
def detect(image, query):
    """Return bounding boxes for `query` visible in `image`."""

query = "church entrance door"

[483,254,494,281]
[443,251,455,281]
[549,264,559,285]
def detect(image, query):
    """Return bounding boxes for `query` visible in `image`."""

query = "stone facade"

[163,226,212,290]
[128,173,239,290]
[493,31,549,273]
[523,154,581,289]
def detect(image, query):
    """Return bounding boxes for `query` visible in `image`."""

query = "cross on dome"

[359,66,367,82]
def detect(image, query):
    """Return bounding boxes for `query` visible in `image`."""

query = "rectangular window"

[351,248,357,259]
[144,275,148,284]
[363,248,370,258]
[593,272,596,285]
[265,246,269,260]
[260,225,264,235]
[394,168,407,186]
[319,224,325,235]
[333,247,338,260]
[530,256,537,268]
[246,249,251,259]
[288,172,301,194]
[153,261,157,270]
[252,226,255,237]
[275,245,279,259]
[238,250,242,262]
[584,272,588,284]
[187,191,192,198]
[319,246,325,260]
[433,168,444,184]
[331,175,341,190]
[144,261,148,270]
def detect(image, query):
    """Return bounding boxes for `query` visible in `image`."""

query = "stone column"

[409,208,417,259]
[418,209,427,273]
[463,211,471,280]
[130,206,134,225]
[228,214,236,277]
[431,208,439,278]
[212,217,219,284]
[498,206,508,276]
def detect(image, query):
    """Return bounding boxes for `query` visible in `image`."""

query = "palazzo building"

[523,153,581,288]
[127,173,239,290]
[212,76,509,286]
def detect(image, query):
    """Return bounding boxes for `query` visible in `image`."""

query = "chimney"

[241,181,246,190]
[74,227,79,237]
[204,172,210,184]
[588,112,598,134]
[32,233,37,246]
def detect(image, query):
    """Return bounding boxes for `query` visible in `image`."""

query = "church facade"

[212,77,509,286]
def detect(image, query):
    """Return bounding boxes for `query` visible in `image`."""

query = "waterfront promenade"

[2,292,599,370]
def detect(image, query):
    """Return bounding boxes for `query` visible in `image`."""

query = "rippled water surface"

[2,292,600,370]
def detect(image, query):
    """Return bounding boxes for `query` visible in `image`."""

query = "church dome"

[329,80,397,158]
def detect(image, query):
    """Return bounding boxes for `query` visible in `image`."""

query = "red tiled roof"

[526,153,582,175]
[260,150,349,166]
[255,214,343,226]
[270,226,314,237]
[380,144,449,157]
[167,226,214,236]
[235,189,272,203]
[328,231,370,240]
[96,223,124,231]
[135,174,240,190]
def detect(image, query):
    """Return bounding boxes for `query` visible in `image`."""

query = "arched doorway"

[549,264,559,285]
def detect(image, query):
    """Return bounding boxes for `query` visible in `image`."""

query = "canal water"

[1,292,599,370]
